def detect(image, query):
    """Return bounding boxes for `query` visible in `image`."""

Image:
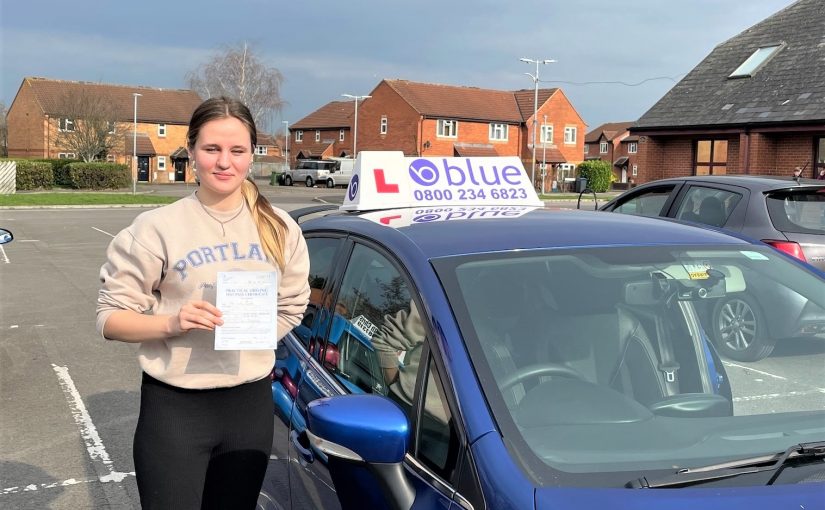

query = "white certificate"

[214,271,278,350]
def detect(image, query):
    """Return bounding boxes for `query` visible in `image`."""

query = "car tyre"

[326,178,335,189]
[711,294,774,362]
[284,175,293,186]
[306,176,314,188]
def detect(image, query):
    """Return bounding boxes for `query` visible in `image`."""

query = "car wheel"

[284,175,293,186]
[306,176,314,188]
[711,294,774,362]
[326,178,335,189]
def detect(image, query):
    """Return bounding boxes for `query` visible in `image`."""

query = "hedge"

[576,160,614,193]
[12,160,54,190]
[66,162,131,189]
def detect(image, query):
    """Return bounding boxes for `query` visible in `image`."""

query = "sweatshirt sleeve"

[371,302,425,369]
[96,228,164,338]
[276,218,310,340]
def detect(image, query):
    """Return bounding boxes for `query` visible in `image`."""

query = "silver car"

[601,175,825,362]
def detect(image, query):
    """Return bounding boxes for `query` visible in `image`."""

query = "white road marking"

[0,245,8,263]
[723,361,788,380]
[92,227,115,237]
[17,239,39,242]
[733,388,825,402]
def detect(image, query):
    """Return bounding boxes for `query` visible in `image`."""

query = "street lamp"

[282,120,289,170]
[132,92,142,195]
[542,113,548,194]
[341,94,371,159]
[519,57,555,190]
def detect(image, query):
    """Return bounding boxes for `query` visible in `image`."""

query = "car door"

[601,182,683,217]
[292,238,476,509]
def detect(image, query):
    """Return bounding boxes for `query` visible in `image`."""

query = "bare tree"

[186,41,285,132]
[0,101,8,157]
[53,89,122,162]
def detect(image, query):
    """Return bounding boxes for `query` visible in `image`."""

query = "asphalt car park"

[1,169,824,509]
[600,175,825,362]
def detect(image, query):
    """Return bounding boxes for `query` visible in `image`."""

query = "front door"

[174,159,187,182]
[137,157,150,182]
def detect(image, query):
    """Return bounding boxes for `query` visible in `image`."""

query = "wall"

[7,82,45,158]
[356,82,421,156]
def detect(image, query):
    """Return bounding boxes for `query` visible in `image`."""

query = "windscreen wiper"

[627,441,825,488]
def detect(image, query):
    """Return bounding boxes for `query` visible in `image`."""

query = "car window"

[766,189,825,234]
[327,243,412,395]
[297,237,344,349]
[613,185,675,217]
[675,186,741,227]
[415,355,460,482]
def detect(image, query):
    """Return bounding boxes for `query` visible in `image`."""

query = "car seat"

[697,196,727,227]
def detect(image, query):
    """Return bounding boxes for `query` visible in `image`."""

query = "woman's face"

[190,117,253,199]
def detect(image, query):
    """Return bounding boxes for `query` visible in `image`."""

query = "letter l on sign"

[373,169,399,193]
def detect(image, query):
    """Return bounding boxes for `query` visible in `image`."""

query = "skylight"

[729,44,783,78]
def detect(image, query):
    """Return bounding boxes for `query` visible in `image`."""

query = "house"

[6,77,202,183]
[291,79,586,191]
[584,122,639,186]
[631,0,825,184]
[289,100,356,167]
[251,133,286,178]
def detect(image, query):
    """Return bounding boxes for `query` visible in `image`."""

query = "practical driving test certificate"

[214,271,278,350]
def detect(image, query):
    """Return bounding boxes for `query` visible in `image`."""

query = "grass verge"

[0,193,178,206]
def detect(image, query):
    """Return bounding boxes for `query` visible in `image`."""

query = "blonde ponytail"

[241,179,289,270]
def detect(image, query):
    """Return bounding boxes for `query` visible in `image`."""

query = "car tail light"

[763,240,807,262]
[280,371,298,398]
[323,345,340,371]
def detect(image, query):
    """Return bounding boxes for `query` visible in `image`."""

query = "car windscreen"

[433,245,825,487]
[765,187,825,234]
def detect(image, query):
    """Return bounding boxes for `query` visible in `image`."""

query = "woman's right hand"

[170,300,224,336]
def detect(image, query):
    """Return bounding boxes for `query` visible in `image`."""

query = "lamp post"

[519,57,555,190]
[132,92,142,195]
[282,120,289,170]
[542,114,548,194]
[341,94,371,159]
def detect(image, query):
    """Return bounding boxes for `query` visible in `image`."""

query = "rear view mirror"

[0,229,13,245]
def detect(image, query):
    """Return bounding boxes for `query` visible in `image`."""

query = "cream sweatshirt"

[96,192,310,389]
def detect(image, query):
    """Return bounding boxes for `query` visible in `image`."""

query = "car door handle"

[290,430,314,464]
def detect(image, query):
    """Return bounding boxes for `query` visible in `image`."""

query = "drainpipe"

[741,130,750,174]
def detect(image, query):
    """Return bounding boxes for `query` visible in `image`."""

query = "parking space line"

[733,388,825,402]
[722,361,787,380]
[0,245,8,263]
[92,227,115,237]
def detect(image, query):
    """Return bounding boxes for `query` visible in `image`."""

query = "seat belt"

[652,313,680,396]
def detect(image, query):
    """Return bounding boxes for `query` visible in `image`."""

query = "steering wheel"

[498,363,586,391]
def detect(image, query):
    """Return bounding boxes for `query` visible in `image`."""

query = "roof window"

[729,43,783,78]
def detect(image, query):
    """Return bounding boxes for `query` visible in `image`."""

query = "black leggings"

[134,373,274,510]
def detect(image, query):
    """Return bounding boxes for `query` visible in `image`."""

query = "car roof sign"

[341,151,543,211]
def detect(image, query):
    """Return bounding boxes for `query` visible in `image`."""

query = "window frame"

[157,155,166,171]
[628,142,638,154]
[540,123,553,144]
[564,126,577,145]
[599,141,608,154]
[255,145,268,156]
[315,130,321,142]
[339,129,345,142]
[437,119,458,138]
[157,124,166,137]
[296,130,303,142]
[489,123,508,142]
[694,139,728,176]
[58,118,75,132]
[380,116,388,135]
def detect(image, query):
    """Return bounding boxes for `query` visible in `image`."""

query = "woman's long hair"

[187,96,289,270]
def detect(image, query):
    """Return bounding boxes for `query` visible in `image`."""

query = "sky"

[0,0,795,135]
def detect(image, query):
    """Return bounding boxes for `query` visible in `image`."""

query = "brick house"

[289,100,355,168]
[292,79,586,191]
[584,122,639,186]
[631,0,825,184]
[6,77,202,183]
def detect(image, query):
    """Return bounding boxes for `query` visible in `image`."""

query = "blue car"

[260,153,825,510]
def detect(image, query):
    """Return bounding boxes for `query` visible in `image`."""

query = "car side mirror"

[0,229,13,245]
[307,394,415,510]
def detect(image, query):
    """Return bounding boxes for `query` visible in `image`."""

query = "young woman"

[97,97,310,509]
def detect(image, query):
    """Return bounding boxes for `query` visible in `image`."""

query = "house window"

[564,127,577,144]
[106,154,116,162]
[584,144,589,154]
[158,124,166,137]
[489,123,508,141]
[339,129,345,142]
[59,118,75,132]
[157,156,166,171]
[107,121,117,134]
[380,115,388,134]
[599,141,608,154]
[255,146,267,156]
[296,130,303,142]
[628,142,638,154]
[540,124,553,144]
[57,152,76,159]
[632,164,638,176]
[315,130,321,142]
[695,139,728,175]
[729,44,783,78]
[437,119,457,138]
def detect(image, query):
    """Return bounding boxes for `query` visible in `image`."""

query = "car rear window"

[765,188,825,234]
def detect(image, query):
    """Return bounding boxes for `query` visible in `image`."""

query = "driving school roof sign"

[341,151,543,211]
